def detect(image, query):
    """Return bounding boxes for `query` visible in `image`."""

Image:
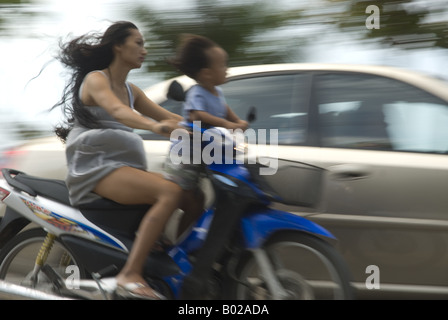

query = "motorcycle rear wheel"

[0,228,84,296]
[231,232,353,300]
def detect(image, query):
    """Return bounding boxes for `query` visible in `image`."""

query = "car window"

[315,73,448,154]
[221,73,311,145]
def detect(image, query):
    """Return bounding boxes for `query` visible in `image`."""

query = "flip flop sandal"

[115,282,166,300]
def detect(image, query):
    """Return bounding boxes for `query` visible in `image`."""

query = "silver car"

[3,63,448,298]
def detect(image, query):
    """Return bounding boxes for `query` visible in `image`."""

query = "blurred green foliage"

[0,0,36,36]
[132,0,307,78]
[337,0,448,49]
[131,0,448,78]
[0,0,28,3]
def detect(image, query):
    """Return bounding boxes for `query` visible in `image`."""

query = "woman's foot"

[116,272,165,300]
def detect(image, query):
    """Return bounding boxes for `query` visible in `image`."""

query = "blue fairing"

[240,209,336,249]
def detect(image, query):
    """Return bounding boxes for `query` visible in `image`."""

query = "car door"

[303,72,448,296]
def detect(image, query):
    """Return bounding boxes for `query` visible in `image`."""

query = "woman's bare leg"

[93,166,182,298]
[177,189,205,238]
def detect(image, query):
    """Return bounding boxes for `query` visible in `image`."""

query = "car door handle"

[328,164,371,180]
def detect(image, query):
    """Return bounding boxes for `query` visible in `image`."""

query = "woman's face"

[116,29,147,69]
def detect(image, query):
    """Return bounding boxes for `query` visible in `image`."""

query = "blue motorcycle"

[0,114,352,300]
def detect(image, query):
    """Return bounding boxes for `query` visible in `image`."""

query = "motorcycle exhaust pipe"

[0,280,73,300]
[0,264,119,300]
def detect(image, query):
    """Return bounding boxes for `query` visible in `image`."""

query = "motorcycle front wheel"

[0,228,84,297]
[230,232,353,300]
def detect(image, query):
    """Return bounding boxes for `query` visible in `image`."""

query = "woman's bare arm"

[82,72,178,135]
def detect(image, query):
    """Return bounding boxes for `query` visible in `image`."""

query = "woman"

[53,21,200,299]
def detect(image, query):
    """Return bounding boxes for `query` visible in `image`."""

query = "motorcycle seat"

[3,169,71,205]
[2,169,149,239]
[79,198,149,239]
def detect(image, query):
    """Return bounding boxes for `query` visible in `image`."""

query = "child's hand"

[227,120,248,131]
[237,120,249,130]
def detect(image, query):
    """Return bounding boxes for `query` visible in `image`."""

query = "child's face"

[205,46,228,86]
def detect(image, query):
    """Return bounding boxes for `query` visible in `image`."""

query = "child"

[165,34,250,298]
[165,35,254,299]
[163,34,248,251]
[165,34,248,191]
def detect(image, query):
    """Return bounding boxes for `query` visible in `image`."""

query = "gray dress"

[65,71,147,206]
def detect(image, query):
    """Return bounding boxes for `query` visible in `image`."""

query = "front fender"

[240,209,335,249]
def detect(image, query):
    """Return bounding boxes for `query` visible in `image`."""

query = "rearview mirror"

[167,80,186,102]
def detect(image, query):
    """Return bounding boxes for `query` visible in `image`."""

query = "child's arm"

[225,105,249,130]
[190,108,248,130]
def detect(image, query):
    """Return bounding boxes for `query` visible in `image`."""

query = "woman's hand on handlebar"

[152,119,182,137]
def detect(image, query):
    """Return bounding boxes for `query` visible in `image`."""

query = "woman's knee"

[158,180,183,202]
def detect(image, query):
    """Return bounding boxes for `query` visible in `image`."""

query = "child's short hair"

[169,34,218,80]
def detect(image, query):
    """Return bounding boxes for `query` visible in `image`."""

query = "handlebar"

[182,121,247,160]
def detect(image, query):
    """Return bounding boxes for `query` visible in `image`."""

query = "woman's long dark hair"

[52,21,138,141]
